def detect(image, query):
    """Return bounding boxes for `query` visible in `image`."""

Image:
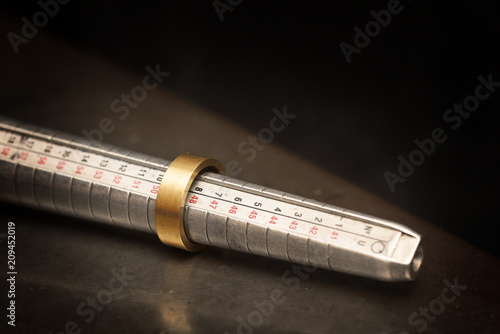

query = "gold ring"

[155,153,225,252]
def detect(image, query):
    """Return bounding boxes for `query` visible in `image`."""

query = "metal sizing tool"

[0,117,424,281]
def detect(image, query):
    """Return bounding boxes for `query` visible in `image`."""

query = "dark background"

[1,1,499,256]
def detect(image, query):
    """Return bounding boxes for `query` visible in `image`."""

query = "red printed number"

[309,226,318,235]
[248,210,258,219]
[269,216,277,224]
[20,152,28,160]
[189,195,198,204]
[112,175,122,184]
[94,171,103,179]
[210,200,218,209]
[75,166,84,174]
[37,156,47,165]
[229,205,238,214]
[151,185,159,194]
[1,147,10,156]
[289,221,298,230]
[330,231,339,240]
[132,180,141,188]
[56,161,65,170]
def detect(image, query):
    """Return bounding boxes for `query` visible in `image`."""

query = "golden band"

[155,153,225,252]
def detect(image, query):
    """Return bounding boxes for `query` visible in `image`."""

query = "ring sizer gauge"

[0,117,423,282]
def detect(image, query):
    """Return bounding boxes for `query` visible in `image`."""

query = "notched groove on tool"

[49,172,56,210]
[146,197,154,233]
[265,227,271,258]
[306,237,312,267]
[245,221,252,254]
[285,232,292,263]
[224,216,231,250]
[327,243,334,271]
[89,182,96,220]
[31,166,38,207]
[204,210,212,246]
[126,191,133,229]
[49,170,56,211]
[107,186,115,225]
[12,158,20,203]
[69,177,76,216]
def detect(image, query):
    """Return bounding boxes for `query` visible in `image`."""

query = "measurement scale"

[0,117,423,281]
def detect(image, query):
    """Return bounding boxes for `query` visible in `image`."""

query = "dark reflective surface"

[3,200,500,334]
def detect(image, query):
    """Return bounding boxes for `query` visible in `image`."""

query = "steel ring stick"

[0,117,423,282]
